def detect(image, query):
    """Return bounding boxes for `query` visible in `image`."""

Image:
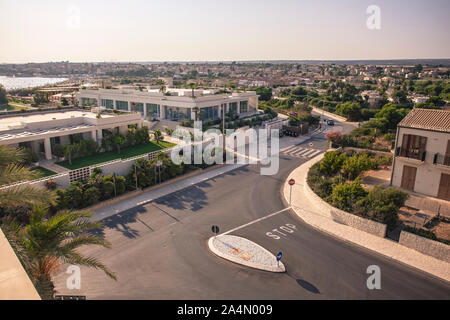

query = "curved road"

[53,123,450,299]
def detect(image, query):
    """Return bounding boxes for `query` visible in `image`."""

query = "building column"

[143,104,147,120]
[137,122,143,129]
[44,137,52,160]
[160,106,165,120]
[127,102,131,112]
[191,110,196,121]
[91,130,97,142]
[237,101,241,114]
[97,129,103,147]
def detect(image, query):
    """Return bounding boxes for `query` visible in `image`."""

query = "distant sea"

[0,76,68,90]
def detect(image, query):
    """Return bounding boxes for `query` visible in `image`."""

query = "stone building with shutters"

[390,108,450,200]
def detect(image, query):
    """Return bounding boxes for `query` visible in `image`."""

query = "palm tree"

[0,145,56,208]
[4,206,116,299]
[153,129,162,145]
[112,134,125,154]
[64,144,74,165]
[189,83,198,98]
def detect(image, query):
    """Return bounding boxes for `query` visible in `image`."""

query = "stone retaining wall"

[303,155,387,238]
[399,231,450,263]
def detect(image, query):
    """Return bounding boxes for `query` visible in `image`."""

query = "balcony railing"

[396,147,426,161]
[433,153,450,167]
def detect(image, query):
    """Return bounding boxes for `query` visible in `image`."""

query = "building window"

[130,102,144,116]
[164,106,190,121]
[116,100,129,111]
[240,101,248,113]
[146,103,160,119]
[398,134,427,161]
[229,102,238,113]
[101,99,114,109]
[81,98,97,106]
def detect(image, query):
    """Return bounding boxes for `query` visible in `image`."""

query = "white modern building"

[0,109,143,160]
[76,88,259,122]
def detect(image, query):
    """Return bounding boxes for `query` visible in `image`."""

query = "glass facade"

[240,100,248,113]
[164,106,191,121]
[116,100,129,111]
[81,98,98,106]
[229,102,238,113]
[146,103,160,119]
[101,99,114,109]
[130,102,144,116]
[201,106,219,120]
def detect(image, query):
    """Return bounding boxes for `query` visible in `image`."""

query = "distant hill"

[138,59,450,66]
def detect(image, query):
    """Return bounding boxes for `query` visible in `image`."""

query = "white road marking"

[221,207,291,236]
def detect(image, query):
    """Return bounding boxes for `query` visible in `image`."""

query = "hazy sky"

[0,0,449,63]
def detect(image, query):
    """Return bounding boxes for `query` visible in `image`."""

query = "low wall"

[342,147,393,157]
[85,164,226,212]
[303,158,387,238]
[399,231,450,263]
[311,107,347,122]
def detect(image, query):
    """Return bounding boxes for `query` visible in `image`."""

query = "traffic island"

[208,235,285,273]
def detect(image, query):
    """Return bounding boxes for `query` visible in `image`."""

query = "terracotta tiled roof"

[398,108,450,133]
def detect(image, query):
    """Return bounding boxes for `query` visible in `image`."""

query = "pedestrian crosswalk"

[281,146,323,159]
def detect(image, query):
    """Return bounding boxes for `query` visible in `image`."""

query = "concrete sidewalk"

[283,155,450,283]
[93,163,245,221]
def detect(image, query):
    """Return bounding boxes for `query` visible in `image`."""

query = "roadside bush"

[307,163,333,198]
[328,180,367,212]
[319,151,346,176]
[353,186,407,227]
[341,153,374,180]
[83,186,100,206]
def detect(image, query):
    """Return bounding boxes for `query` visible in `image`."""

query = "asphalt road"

[53,122,450,299]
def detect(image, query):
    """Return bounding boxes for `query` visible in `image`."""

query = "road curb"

[283,155,450,283]
[207,236,285,273]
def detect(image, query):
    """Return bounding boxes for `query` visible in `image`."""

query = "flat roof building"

[0,109,143,161]
[76,88,259,122]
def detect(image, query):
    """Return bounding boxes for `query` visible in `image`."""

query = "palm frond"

[0,185,57,207]
[62,251,117,280]
[0,145,26,167]
[0,163,40,186]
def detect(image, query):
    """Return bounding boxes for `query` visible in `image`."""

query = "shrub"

[342,153,374,180]
[45,179,57,190]
[325,131,343,146]
[328,180,367,212]
[83,186,100,206]
[319,151,346,176]
[62,182,84,209]
[353,186,407,227]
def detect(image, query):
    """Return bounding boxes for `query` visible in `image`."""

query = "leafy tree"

[253,87,272,101]
[375,103,408,130]
[329,180,367,212]
[3,206,116,299]
[153,130,163,144]
[342,153,374,180]
[319,151,346,176]
[0,84,7,104]
[335,102,361,121]
[112,134,125,154]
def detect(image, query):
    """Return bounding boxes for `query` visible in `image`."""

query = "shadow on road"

[296,279,321,294]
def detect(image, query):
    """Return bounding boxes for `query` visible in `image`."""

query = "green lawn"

[56,141,176,170]
[31,166,57,178]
